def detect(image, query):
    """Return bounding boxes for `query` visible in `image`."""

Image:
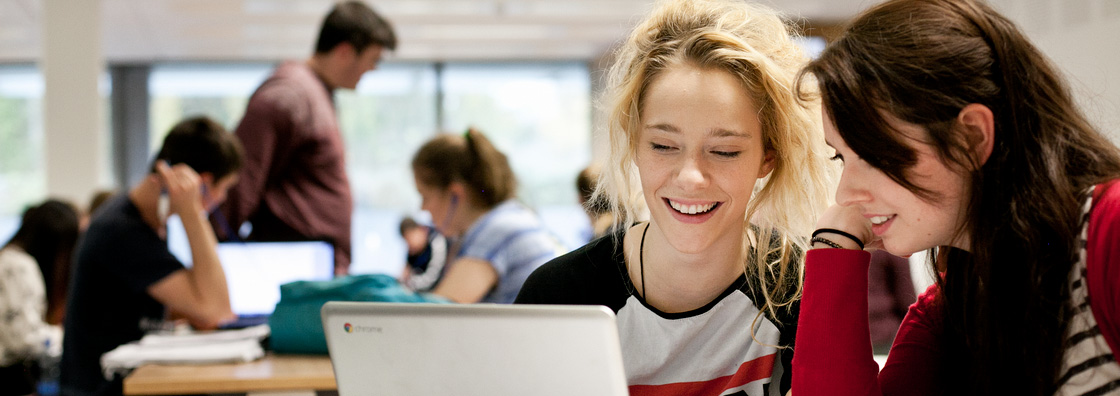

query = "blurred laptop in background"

[169,218,334,328]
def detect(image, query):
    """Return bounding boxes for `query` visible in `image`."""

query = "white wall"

[993,0,1120,145]
[42,0,107,204]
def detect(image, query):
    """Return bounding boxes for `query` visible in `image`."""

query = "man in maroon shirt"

[220,1,396,274]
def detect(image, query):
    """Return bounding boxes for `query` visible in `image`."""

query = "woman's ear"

[447,182,467,203]
[757,149,777,178]
[958,103,995,168]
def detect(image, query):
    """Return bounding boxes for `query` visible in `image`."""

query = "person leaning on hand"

[60,117,243,396]
[791,1,1120,395]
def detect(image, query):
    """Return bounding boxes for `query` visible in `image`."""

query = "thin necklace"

[639,222,650,298]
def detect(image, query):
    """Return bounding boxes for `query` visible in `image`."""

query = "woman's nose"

[675,154,708,189]
[834,165,871,206]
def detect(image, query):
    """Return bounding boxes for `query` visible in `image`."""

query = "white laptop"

[321,301,629,396]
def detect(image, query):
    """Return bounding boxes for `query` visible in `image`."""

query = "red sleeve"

[793,248,880,396]
[1088,180,1120,357]
[878,284,943,396]
[794,249,943,396]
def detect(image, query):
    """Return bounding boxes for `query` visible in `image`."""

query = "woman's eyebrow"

[644,123,679,133]
[708,128,749,139]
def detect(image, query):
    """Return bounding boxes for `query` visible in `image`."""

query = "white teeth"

[669,200,717,215]
[870,215,892,225]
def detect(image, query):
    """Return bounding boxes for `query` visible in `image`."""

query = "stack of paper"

[100,324,269,379]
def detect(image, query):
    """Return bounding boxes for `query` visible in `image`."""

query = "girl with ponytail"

[410,128,565,304]
[792,0,1120,395]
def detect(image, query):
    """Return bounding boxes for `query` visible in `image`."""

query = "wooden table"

[123,354,336,395]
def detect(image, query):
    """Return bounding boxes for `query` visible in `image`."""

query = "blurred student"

[791,0,1120,395]
[84,189,115,227]
[60,117,243,396]
[0,199,80,396]
[221,1,397,275]
[515,0,835,393]
[576,165,613,241]
[398,216,448,292]
[411,128,566,304]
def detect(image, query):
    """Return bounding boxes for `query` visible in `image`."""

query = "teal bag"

[269,274,448,354]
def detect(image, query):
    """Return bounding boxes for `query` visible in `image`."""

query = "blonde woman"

[515,0,835,394]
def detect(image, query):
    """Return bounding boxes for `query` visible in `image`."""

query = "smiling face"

[823,108,971,254]
[636,63,774,254]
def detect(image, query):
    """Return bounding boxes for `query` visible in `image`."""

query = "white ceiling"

[0,0,880,63]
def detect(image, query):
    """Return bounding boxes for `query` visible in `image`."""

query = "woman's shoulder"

[1090,179,1120,239]
[515,231,630,305]
[1093,179,1120,212]
[533,233,624,280]
[0,246,41,283]
[0,246,34,266]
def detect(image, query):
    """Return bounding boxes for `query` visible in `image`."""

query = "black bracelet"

[812,228,865,250]
[810,236,843,249]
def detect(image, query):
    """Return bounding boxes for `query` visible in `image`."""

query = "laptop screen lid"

[321,301,629,396]
[218,241,334,317]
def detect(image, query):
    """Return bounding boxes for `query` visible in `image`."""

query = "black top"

[517,227,801,323]
[515,231,633,310]
[516,227,801,395]
[61,195,184,396]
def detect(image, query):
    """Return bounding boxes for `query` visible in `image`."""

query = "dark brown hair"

[576,166,608,217]
[152,116,244,181]
[315,1,397,53]
[5,199,81,325]
[411,128,517,209]
[798,0,1120,393]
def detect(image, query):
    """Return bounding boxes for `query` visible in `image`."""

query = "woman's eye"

[829,153,844,162]
[712,150,741,158]
[651,143,675,152]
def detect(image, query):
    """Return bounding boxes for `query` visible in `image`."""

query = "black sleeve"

[779,299,798,395]
[515,259,566,304]
[515,235,630,310]
[515,250,594,305]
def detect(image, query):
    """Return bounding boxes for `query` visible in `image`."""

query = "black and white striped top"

[1057,186,1120,395]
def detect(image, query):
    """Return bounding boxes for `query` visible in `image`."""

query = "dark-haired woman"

[0,199,80,396]
[411,128,565,304]
[792,0,1120,395]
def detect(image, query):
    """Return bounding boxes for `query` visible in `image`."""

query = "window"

[149,63,271,147]
[338,63,439,274]
[154,62,593,275]
[0,65,45,240]
[441,62,592,251]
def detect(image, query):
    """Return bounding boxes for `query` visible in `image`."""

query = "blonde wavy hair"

[596,0,837,322]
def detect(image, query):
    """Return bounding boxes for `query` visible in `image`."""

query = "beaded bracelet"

[810,236,843,249]
[811,228,865,250]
